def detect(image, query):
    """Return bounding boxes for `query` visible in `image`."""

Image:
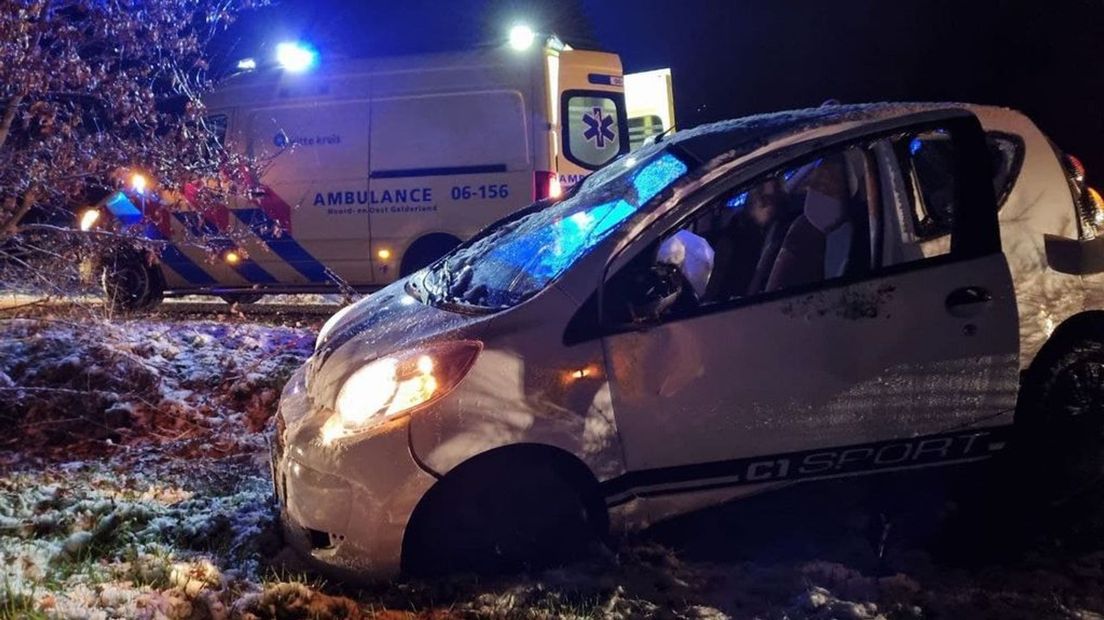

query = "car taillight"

[1066,153,1086,183]
[1061,153,1102,238]
[1087,186,1104,230]
[533,171,563,201]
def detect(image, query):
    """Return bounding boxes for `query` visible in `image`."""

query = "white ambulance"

[88,38,675,309]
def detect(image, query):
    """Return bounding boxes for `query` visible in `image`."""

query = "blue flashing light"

[910,137,923,156]
[276,41,317,72]
[104,192,143,226]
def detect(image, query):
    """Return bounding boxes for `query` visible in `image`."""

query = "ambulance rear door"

[554,50,629,190]
[624,68,676,150]
[244,99,372,286]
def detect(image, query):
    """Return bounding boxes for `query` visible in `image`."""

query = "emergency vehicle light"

[534,171,563,200]
[276,41,317,72]
[104,192,142,226]
[78,208,100,232]
[237,58,257,71]
[508,24,536,51]
[130,173,148,194]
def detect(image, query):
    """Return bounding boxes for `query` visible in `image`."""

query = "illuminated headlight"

[319,341,482,444]
[78,209,101,231]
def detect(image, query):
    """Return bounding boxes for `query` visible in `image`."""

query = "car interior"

[610,130,973,324]
[682,146,884,307]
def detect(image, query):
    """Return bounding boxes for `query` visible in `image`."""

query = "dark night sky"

[215,0,1104,181]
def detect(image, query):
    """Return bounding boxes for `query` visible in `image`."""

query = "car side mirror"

[626,262,684,324]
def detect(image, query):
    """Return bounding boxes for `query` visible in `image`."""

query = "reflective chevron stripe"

[172,213,278,284]
[232,208,330,283]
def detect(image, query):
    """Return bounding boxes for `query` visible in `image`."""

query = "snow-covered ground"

[2,314,1104,619]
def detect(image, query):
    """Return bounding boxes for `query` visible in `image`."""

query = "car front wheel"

[402,452,606,576]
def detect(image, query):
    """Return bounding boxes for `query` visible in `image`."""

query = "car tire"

[402,453,605,576]
[1016,334,1104,503]
[220,293,264,305]
[399,233,460,277]
[100,249,163,312]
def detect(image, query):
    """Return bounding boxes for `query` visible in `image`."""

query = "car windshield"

[422,150,690,310]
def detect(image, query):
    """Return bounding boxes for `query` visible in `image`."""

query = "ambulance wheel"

[1016,333,1104,503]
[402,448,607,576]
[100,249,163,312]
[400,233,460,277]
[220,293,264,305]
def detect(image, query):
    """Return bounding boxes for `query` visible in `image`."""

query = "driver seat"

[764,153,866,292]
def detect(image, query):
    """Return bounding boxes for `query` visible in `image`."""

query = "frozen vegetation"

[2,312,1104,618]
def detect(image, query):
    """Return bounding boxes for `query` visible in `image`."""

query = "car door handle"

[945,286,992,318]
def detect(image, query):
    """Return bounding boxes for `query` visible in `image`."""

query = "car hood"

[306,277,487,408]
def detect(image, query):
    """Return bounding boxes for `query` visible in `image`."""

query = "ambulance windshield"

[422,150,690,310]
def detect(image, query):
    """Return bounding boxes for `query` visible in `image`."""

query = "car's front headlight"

[319,340,482,445]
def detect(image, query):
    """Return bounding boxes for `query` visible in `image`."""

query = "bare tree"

[0,0,262,238]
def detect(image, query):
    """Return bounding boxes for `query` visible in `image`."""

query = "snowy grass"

[3,314,1104,618]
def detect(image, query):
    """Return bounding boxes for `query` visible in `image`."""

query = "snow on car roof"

[666,102,963,166]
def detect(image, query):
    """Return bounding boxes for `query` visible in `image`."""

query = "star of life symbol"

[582,106,616,149]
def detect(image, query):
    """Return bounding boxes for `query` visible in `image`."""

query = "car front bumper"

[272,366,438,579]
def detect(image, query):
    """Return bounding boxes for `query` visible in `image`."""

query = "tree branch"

[0,187,39,236]
[0,94,23,152]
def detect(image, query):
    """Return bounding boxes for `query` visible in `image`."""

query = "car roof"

[665,102,982,167]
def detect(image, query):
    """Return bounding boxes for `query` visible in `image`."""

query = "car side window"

[603,123,991,327]
[604,144,882,324]
[904,131,956,240]
[700,149,880,302]
[897,130,1022,246]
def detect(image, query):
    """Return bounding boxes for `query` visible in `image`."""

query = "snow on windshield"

[425,152,689,309]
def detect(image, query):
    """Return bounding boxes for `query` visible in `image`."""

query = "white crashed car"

[272,103,1104,578]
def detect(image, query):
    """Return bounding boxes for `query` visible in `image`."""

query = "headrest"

[803,156,849,232]
[804,189,847,232]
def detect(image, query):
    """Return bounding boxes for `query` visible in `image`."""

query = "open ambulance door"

[624,68,675,151]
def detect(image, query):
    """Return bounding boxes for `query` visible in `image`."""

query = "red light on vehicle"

[533,171,562,201]
[1065,154,1086,183]
[548,176,563,199]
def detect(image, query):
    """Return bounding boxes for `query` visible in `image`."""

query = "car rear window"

[902,130,1024,241]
